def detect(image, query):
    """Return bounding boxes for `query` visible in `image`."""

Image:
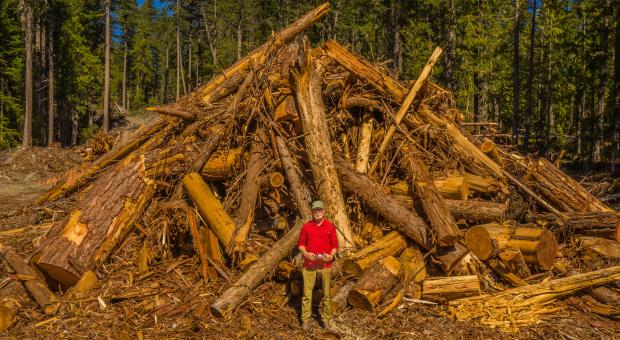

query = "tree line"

[0,0,619,168]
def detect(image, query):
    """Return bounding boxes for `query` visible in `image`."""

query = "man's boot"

[301,320,310,330]
[322,319,334,332]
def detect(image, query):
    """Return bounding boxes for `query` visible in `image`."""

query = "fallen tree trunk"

[211,220,303,318]
[293,39,353,251]
[448,266,620,330]
[506,227,558,270]
[0,244,59,315]
[402,142,460,246]
[331,281,355,314]
[342,231,407,275]
[463,223,512,261]
[422,275,481,302]
[531,211,620,242]
[274,135,313,221]
[200,147,242,180]
[35,154,155,288]
[347,256,402,311]
[390,195,508,223]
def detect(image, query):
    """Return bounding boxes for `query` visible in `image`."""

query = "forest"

[0,0,619,168]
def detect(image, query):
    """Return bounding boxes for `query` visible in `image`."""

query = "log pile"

[3,2,619,334]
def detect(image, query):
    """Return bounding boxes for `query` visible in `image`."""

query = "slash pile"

[1,2,619,334]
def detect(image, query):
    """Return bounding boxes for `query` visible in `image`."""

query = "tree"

[524,0,537,153]
[512,0,521,145]
[102,0,110,132]
[19,0,33,147]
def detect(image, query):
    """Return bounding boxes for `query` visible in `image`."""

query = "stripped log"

[347,256,402,311]
[293,39,353,250]
[0,244,59,315]
[342,231,407,275]
[402,142,460,246]
[506,228,557,270]
[422,275,481,302]
[355,112,373,173]
[463,223,512,261]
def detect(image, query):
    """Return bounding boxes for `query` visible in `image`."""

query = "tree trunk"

[530,211,620,241]
[389,0,402,77]
[176,0,181,101]
[402,143,461,246]
[422,275,481,302]
[355,113,373,173]
[210,220,303,318]
[35,154,155,288]
[444,0,457,92]
[293,40,353,251]
[512,0,521,145]
[103,0,110,132]
[594,0,611,163]
[201,5,218,68]
[47,19,54,146]
[123,41,128,108]
[20,0,33,147]
[331,281,355,314]
[463,223,512,261]
[347,256,402,311]
[199,147,242,180]
[274,135,313,221]
[524,0,536,153]
[613,0,620,171]
[506,227,557,270]
[236,0,243,61]
[342,231,407,275]
[498,249,531,278]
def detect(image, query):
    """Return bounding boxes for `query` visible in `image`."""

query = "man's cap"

[311,200,325,210]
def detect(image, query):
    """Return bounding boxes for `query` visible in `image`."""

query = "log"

[183,173,234,255]
[0,305,13,332]
[390,195,508,223]
[35,154,155,288]
[200,147,242,180]
[342,231,407,275]
[531,211,620,241]
[202,228,225,268]
[0,244,59,315]
[293,39,353,250]
[231,128,268,255]
[347,256,402,311]
[589,286,620,307]
[498,249,531,279]
[479,139,505,167]
[331,281,355,314]
[463,223,512,261]
[462,173,501,194]
[355,112,373,173]
[487,258,527,287]
[433,175,470,200]
[274,135,313,221]
[368,46,443,176]
[422,275,481,302]
[506,227,557,270]
[433,243,471,274]
[579,236,620,259]
[187,208,215,282]
[402,142,460,246]
[400,247,427,284]
[448,266,620,329]
[211,220,303,318]
[525,158,612,213]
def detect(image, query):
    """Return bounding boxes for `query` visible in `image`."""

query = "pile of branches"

[1,3,619,333]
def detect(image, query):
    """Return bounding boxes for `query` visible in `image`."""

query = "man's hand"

[303,252,317,261]
[322,254,334,263]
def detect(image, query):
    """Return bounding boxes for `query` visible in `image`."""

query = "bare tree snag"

[0,244,59,315]
[525,158,612,213]
[506,228,557,270]
[293,40,353,251]
[231,128,268,255]
[355,112,373,173]
[211,220,303,318]
[343,231,407,275]
[183,173,234,255]
[402,143,460,246]
[347,256,402,311]
[422,276,481,302]
[274,135,313,221]
[368,47,443,175]
[35,155,155,288]
[200,3,330,105]
[463,223,512,261]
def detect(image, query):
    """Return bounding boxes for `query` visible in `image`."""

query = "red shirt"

[298,219,339,269]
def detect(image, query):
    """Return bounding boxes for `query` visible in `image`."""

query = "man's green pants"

[301,267,332,321]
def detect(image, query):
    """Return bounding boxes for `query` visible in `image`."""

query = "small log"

[183,173,234,255]
[187,208,214,282]
[355,112,373,173]
[0,244,59,315]
[347,256,402,311]
[200,147,242,180]
[463,173,501,194]
[36,154,155,288]
[400,247,427,284]
[422,276,481,302]
[526,158,612,213]
[479,139,505,167]
[579,236,620,259]
[589,286,620,307]
[211,220,303,318]
[531,211,620,242]
[274,135,313,221]
[390,195,508,223]
[66,270,98,298]
[463,223,512,261]
[433,175,469,200]
[498,249,531,279]
[433,243,471,275]
[293,40,353,250]
[487,259,527,286]
[402,142,461,246]
[202,228,225,267]
[331,281,355,314]
[506,227,557,270]
[342,231,407,275]
[361,219,384,245]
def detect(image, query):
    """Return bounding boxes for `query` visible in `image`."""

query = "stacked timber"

[2,2,616,334]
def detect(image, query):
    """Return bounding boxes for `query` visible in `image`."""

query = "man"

[298,200,338,331]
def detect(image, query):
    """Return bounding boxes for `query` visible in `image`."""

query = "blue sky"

[136,0,166,10]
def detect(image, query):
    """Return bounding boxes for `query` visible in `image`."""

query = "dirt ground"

[0,146,619,339]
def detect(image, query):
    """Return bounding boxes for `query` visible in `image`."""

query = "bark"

[506,227,557,270]
[498,249,531,279]
[463,223,512,261]
[274,135,313,221]
[342,231,407,275]
[35,154,155,288]
[20,0,33,147]
[211,220,303,318]
[402,142,461,246]
[530,211,620,241]
[200,147,242,180]
[614,0,620,171]
[355,113,373,173]
[47,18,54,146]
[347,256,402,311]
[331,282,355,314]
[293,40,353,251]
[524,0,536,152]
[123,42,128,108]
[103,0,111,132]
[201,5,218,68]
[387,197,508,224]
[422,275,481,302]
[0,244,59,315]
[512,0,521,145]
